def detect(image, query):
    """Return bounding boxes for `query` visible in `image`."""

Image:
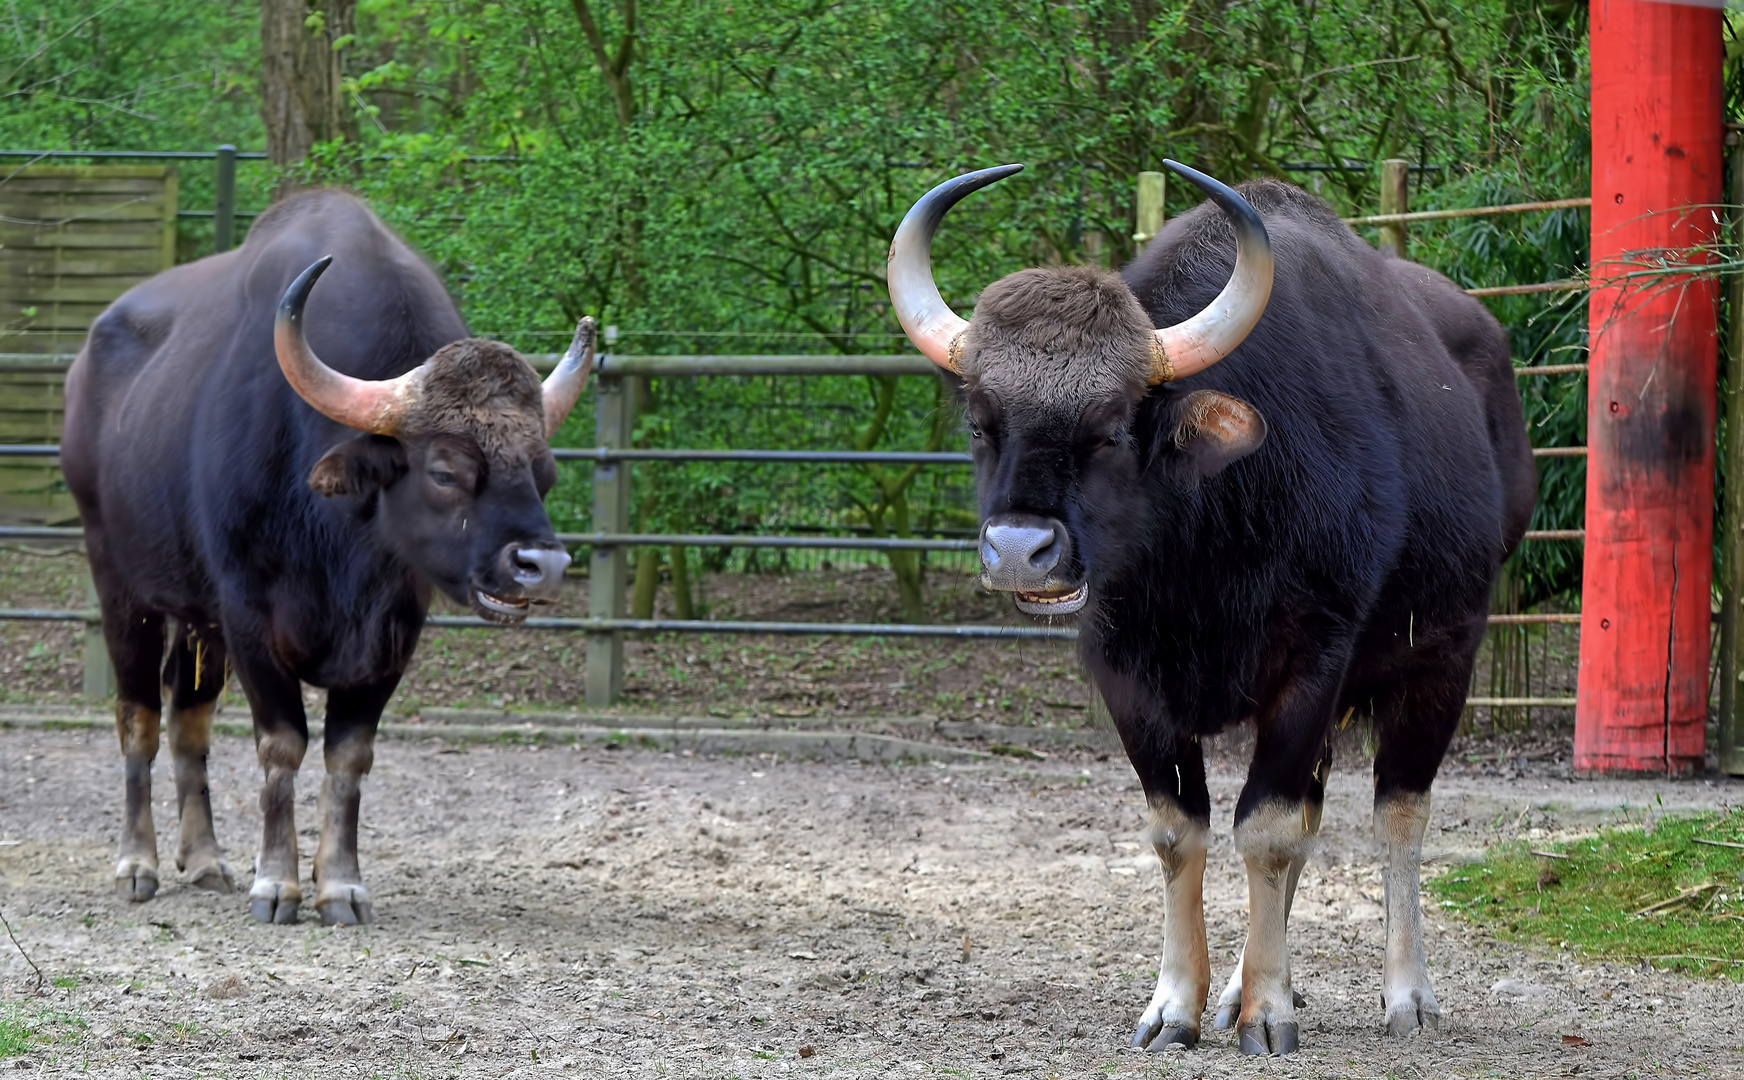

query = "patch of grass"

[1429,807,1744,980]
[0,1013,26,1058]
[0,1005,89,1058]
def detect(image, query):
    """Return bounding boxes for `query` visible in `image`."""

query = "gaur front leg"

[1214,740,1329,1030]
[164,623,234,892]
[1227,674,1341,1055]
[312,678,397,926]
[1129,739,1212,1051]
[229,642,309,924]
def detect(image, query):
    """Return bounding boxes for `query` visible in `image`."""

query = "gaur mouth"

[473,589,534,623]
[1013,583,1089,615]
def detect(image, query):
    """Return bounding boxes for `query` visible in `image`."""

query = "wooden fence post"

[1378,159,1410,257]
[586,334,632,707]
[82,570,112,703]
[1721,132,1744,777]
[1133,171,1166,255]
[213,145,237,253]
[1576,0,1722,775]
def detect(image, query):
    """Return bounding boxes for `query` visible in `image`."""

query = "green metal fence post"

[213,145,237,253]
[1721,133,1744,776]
[586,332,633,706]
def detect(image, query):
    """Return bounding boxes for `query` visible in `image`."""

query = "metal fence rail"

[0,156,1594,712]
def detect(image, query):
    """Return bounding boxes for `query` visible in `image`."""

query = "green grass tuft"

[1429,807,1744,980]
[0,1014,26,1059]
[0,1005,88,1058]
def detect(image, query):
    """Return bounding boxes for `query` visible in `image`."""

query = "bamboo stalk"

[1345,197,1592,226]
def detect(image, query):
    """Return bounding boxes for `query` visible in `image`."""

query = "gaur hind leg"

[229,641,309,924]
[1127,736,1212,1051]
[163,622,234,892]
[1371,639,1475,1037]
[1213,738,1330,1031]
[101,603,167,902]
[1227,670,1343,1055]
[311,676,397,926]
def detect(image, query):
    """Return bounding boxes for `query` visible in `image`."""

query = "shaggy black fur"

[60,190,566,919]
[958,178,1536,822]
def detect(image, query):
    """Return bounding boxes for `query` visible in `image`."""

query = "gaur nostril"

[1028,533,1061,572]
[510,547,571,590]
[982,522,1066,582]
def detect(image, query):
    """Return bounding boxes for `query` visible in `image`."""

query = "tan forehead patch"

[402,339,546,460]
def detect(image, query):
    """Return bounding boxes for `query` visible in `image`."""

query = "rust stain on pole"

[1577,0,1723,777]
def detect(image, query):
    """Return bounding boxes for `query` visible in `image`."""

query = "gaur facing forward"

[887,163,1534,1052]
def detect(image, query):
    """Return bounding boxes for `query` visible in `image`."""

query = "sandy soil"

[2,725,1741,1079]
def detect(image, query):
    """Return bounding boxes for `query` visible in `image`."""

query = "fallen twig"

[0,907,45,993]
[1632,884,1720,917]
[1642,954,1744,967]
[1528,850,1571,860]
[1691,838,1744,852]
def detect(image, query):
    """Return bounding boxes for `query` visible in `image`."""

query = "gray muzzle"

[979,514,1071,593]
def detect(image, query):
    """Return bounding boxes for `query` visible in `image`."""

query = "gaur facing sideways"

[63,190,595,925]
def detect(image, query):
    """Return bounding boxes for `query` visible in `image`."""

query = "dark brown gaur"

[60,189,597,929]
[887,165,1534,1055]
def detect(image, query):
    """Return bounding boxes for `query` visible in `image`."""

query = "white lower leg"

[1218,800,1319,1029]
[1376,793,1440,1035]
[1233,802,1315,1054]
[1132,802,1210,1048]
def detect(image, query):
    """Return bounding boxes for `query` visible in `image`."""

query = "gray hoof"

[1238,1020,1299,1056]
[1213,1003,1239,1030]
[187,860,236,894]
[1149,1025,1198,1051]
[248,880,301,924]
[316,884,374,926]
[115,863,159,903]
[1385,993,1441,1037]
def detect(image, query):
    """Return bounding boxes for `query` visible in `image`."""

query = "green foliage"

[3,0,1620,604]
[0,1,261,150]
[1429,808,1744,981]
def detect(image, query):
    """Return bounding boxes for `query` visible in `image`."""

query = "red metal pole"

[1576,0,1723,775]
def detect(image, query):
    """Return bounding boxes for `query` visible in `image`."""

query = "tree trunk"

[669,545,694,620]
[630,547,660,620]
[260,0,357,196]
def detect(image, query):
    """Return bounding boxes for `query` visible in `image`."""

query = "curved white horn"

[543,316,596,438]
[1151,158,1276,382]
[274,257,422,434]
[1148,161,1274,384]
[888,164,1024,373]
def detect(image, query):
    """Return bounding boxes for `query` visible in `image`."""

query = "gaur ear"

[1167,390,1266,480]
[308,434,408,497]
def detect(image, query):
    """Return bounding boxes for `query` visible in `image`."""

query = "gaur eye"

[969,423,984,439]
[430,469,457,487]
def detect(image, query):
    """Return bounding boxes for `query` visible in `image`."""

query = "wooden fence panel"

[0,165,177,522]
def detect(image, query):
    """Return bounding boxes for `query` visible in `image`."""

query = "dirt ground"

[2,726,1741,1080]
